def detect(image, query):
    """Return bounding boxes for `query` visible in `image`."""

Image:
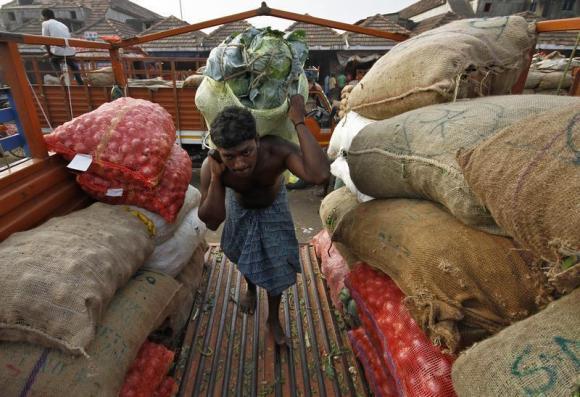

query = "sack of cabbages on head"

[77,145,192,223]
[44,97,176,188]
[0,203,154,355]
[196,27,309,144]
[452,288,580,397]
[348,95,580,235]
[348,16,535,120]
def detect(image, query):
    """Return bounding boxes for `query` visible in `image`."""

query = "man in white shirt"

[41,9,83,85]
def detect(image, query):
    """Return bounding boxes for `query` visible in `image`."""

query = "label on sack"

[67,154,93,171]
[106,188,124,197]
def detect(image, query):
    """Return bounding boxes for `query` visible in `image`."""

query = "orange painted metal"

[511,47,535,94]
[109,47,127,86]
[0,31,110,49]
[571,67,580,96]
[536,17,580,33]
[0,42,48,159]
[120,2,407,48]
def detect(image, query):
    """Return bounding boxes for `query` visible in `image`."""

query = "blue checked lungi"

[221,184,301,296]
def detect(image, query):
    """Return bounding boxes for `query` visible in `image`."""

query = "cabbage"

[204,27,308,110]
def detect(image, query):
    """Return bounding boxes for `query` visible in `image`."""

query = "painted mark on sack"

[510,336,579,396]
[378,232,410,257]
[19,348,49,397]
[5,363,21,376]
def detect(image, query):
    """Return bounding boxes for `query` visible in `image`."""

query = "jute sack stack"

[452,288,580,397]
[458,105,580,294]
[333,199,551,353]
[84,66,114,87]
[348,95,580,235]
[163,241,209,335]
[0,270,180,397]
[0,203,154,355]
[319,186,359,235]
[347,16,535,120]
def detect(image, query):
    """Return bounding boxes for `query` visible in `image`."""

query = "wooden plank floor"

[173,245,369,397]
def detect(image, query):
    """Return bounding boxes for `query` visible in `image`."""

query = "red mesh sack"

[120,340,175,397]
[348,327,399,397]
[44,97,176,188]
[345,263,456,397]
[311,230,351,312]
[77,145,192,222]
[153,377,178,397]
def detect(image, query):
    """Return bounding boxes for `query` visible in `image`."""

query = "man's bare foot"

[239,289,257,314]
[268,320,287,346]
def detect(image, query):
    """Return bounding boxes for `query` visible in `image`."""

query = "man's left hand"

[288,95,305,126]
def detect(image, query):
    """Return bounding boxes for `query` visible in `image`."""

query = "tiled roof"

[76,17,140,39]
[110,0,161,20]
[285,19,344,48]
[399,0,446,19]
[345,14,410,47]
[9,18,43,35]
[411,11,462,35]
[203,20,254,47]
[139,15,207,51]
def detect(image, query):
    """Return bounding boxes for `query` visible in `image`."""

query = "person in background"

[336,72,346,91]
[41,8,83,85]
[323,74,330,97]
[328,73,337,100]
[198,96,330,346]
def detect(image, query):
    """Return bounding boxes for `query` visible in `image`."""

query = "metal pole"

[179,0,183,20]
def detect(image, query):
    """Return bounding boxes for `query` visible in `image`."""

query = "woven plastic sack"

[128,185,201,245]
[0,203,154,355]
[327,111,375,160]
[348,95,580,235]
[330,156,374,203]
[348,327,399,397]
[0,270,180,397]
[162,241,208,335]
[44,97,176,187]
[334,199,551,353]
[120,340,175,397]
[347,16,535,120]
[458,105,580,294]
[452,288,580,397]
[77,144,192,223]
[346,263,456,397]
[196,73,308,146]
[143,208,207,277]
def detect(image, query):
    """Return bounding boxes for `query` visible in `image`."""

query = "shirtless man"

[198,95,330,345]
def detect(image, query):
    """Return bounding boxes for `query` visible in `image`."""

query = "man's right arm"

[41,22,51,56]
[198,157,226,231]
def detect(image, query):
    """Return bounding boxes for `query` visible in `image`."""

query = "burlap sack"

[525,70,572,90]
[84,66,114,87]
[0,203,154,355]
[347,16,536,120]
[182,74,205,88]
[458,105,580,293]
[348,95,580,235]
[0,270,179,397]
[319,186,359,235]
[333,199,551,353]
[452,288,580,397]
[163,241,208,335]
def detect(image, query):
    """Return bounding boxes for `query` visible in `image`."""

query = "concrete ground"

[190,168,324,244]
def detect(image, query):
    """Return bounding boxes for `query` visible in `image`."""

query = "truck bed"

[174,245,368,397]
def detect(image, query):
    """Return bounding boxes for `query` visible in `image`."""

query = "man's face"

[217,139,259,177]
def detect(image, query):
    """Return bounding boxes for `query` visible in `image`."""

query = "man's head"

[41,9,55,21]
[210,106,259,177]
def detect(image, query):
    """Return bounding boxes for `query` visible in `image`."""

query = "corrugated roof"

[75,17,140,39]
[285,20,344,49]
[345,14,410,48]
[399,0,446,19]
[204,20,254,47]
[139,15,207,52]
[411,11,462,35]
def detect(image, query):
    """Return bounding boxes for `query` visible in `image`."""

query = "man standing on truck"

[198,95,330,345]
[41,8,83,86]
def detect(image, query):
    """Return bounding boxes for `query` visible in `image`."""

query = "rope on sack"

[62,37,74,120]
